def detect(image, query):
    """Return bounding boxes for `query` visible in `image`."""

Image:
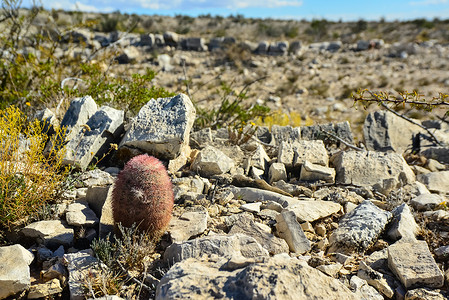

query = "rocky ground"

[1,11,449,300]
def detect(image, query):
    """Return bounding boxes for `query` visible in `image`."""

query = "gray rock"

[76,169,114,188]
[191,145,234,177]
[156,255,358,300]
[255,40,270,54]
[168,206,208,242]
[300,160,335,183]
[140,33,154,47]
[268,41,289,56]
[115,46,140,64]
[285,199,342,222]
[388,203,420,241]
[181,37,207,51]
[66,200,99,227]
[356,40,371,51]
[388,240,444,289]
[119,94,196,160]
[270,124,301,146]
[327,41,342,52]
[0,244,34,299]
[229,187,300,207]
[163,234,269,264]
[328,200,392,254]
[417,171,449,194]
[405,288,448,300]
[85,185,111,217]
[350,275,384,300]
[190,128,213,145]
[163,31,179,47]
[41,261,67,282]
[275,210,311,254]
[410,193,446,211]
[289,41,302,54]
[65,250,100,300]
[229,215,289,255]
[249,144,269,171]
[278,140,329,169]
[421,147,449,164]
[268,162,287,183]
[363,110,429,153]
[434,245,449,260]
[27,278,63,299]
[34,108,59,135]
[301,121,354,145]
[316,263,342,277]
[21,220,74,247]
[357,261,394,298]
[157,54,173,71]
[332,150,415,188]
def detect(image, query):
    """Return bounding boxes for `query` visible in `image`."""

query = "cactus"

[111,154,174,238]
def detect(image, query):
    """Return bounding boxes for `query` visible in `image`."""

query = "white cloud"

[409,0,448,6]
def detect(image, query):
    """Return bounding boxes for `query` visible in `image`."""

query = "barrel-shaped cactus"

[111,154,174,238]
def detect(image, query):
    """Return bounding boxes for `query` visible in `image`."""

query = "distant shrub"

[306,19,329,41]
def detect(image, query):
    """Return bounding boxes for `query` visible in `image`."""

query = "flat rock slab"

[278,140,329,168]
[410,194,446,211]
[417,171,449,194]
[119,94,196,160]
[329,200,392,254]
[387,203,420,241]
[0,244,34,299]
[275,210,311,254]
[388,240,444,289]
[27,278,63,299]
[64,250,101,300]
[168,206,208,242]
[21,220,74,247]
[66,200,99,227]
[163,234,269,264]
[286,199,342,222]
[332,150,415,188]
[156,255,358,300]
[229,215,289,255]
[191,145,234,177]
[230,186,300,208]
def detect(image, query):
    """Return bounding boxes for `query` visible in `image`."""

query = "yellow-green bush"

[0,106,69,230]
[255,110,313,128]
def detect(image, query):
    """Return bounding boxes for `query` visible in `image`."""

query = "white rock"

[278,140,328,168]
[387,203,420,241]
[410,194,446,211]
[275,210,311,254]
[230,186,300,207]
[417,171,449,194]
[168,206,208,242]
[64,250,101,300]
[27,279,63,299]
[268,162,287,183]
[191,145,234,177]
[286,200,342,222]
[350,275,384,300]
[300,160,335,183]
[0,244,34,299]
[357,261,394,298]
[119,94,196,160]
[21,220,74,247]
[66,200,99,227]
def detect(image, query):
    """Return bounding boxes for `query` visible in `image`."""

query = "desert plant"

[0,106,69,230]
[111,154,174,239]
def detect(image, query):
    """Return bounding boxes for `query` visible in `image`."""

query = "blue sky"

[27,0,449,21]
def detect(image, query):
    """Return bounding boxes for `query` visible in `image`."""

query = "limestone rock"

[64,250,101,300]
[168,206,208,242]
[286,200,342,222]
[350,275,384,300]
[21,220,74,247]
[388,240,444,289]
[229,214,289,255]
[156,255,358,300]
[387,203,420,241]
[66,200,99,227]
[332,150,415,188]
[119,94,196,160]
[27,279,63,299]
[405,288,448,300]
[0,244,34,299]
[275,210,311,254]
[421,147,449,164]
[278,140,329,168]
[329,200,392,254]
[191,145,234,177]
[300,160,335,183]
[64,105,124,169]
[163,234,269,263]
[270,125,301,146]
[268,162,287,183]
[229,186,300,207]
[417,171,449,194]
[357,261,394,298]
[410,193,445,211]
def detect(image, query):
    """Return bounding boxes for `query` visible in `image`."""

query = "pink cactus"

[112,154,174,237]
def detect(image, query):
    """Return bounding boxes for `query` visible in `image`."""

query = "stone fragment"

[300,160,335,183]
[332,150,415,188]
[358,261,394,298]
[229,215,289,255]
[76,169,114,188]
[191,145,234,177]
[249,144,269,170]
[387,203,420,241]
[21,220,74,247]
[27,279,63,299]
[278,140,329,168]
[270,125,301,146]
[286,200,342,222]
[240,202,261,213]
[417,171,449,194]
[328,200,392,254]
[410,194,446,211]
[388,240,444,289]
[119,94,195,160]
[181,37,207,51]
[168,206,208,242]
[41,261,67,282]
[230,187,300,207]
[65,250,101,300]
[273,180,313,197]
[405,288,448,300]
[163,234,269,263]
[301,121,354,145]
[268,162,287,183]
[421,147,449,164]
[64,106,124,169]
[316,263,342,277]
[156,255,358,300]
[66,200,99,227]
[434,245,449,261]
[275,210,311,254]
[0,244,34,299]
[190,128,213,146]
[350,275,384,300]
[364,110,426,153]
[163,31,179,47]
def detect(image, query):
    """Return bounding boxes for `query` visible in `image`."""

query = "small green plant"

[0,106,69,230]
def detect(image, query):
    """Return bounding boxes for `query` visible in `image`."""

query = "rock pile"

[1,94,448,299]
